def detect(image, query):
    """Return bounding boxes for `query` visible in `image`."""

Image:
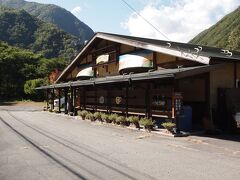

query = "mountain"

[0,6,82,59]
[0,0,94,43]
[189,7,240,52]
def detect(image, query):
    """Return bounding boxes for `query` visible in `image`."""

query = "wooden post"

[107,84,111,113]
[51,88,55,110]
[73,87,77,115]
[58,89,61,113]
[94,85,97,112]
[83,87,86,110]
[174,80,180,133]
[153,52,157,70]
[70,86,73,113]
[145,83,150,118]
[149,83,152,118]
[125,83,129,117]
[46,89,49,110]
[234,62,237,88]
[64,88,68,114]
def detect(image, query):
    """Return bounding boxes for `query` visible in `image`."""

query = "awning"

[36,64,224,90]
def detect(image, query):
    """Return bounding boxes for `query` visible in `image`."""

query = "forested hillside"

[0,6,82,60]
[0,0,94,43]
[0,41,67,100]
[189,6,240,52]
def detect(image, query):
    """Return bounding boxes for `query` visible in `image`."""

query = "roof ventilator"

[166,42,171,48]
[122,73,127,80]
[148,69,154,76]
[221,49,233,57]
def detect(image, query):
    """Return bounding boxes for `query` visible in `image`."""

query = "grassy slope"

[189,6,240,51]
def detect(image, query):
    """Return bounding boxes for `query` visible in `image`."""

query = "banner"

[119,50,153,71]
[96,54,109,64]
[76,67,94,78]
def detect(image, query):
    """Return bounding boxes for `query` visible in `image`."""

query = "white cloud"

[122,0,240,42]
[71,6,82,16]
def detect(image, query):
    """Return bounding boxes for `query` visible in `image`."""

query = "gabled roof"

[56,32,240,83]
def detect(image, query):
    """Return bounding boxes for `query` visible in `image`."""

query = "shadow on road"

[0,116,88,180]
[195,134,240,143]
[4,111,154,180]
[0,101,17,106]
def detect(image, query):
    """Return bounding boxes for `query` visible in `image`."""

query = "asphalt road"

[0,105,239,180]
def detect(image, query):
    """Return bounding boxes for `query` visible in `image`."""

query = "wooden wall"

[80,82,174,117]
[178,78,206,102]
[237,63,240,80]
[156,53,176,65]
[210,63,235,107]
[64,38,190,80]
[120,44,135,54]
[66,67,79,80]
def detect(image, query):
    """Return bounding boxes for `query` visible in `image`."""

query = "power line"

[121,0,170,41]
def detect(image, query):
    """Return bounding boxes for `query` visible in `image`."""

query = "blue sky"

[26,0,240,42]
[25,0,151,34]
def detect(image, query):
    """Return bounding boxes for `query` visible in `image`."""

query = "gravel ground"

[0,105,239,180]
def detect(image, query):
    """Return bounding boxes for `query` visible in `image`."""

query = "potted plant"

[127,116,140,129]
[109,113,118,124]
[93,112,102,121]
[161,122,176,133]
[139,117,155,132]
[101,113,110,123]
[116,116,128,126]
[54,109,60,113]
[86,112,94,121]
[68,112,74,116]
[78,110,88,120]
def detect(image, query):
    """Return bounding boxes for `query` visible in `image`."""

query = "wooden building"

[37,32,240,132]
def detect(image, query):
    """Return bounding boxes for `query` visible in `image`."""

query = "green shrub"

[127,116,140,128]
[24,78,46,100]
[101,113,110,123]
[116,116,128,126]
[68,112,74,116]
[109,113,118,124]
[139,117,155,131]
[54,109,60,113]
[93,112,102,121]
[43,106,47,111]
[86,112,94,121]
[78,110,88,120]
[161,122,176,131]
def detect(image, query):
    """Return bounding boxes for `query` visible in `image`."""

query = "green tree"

[0,40,68,101]
[24,78,47,100]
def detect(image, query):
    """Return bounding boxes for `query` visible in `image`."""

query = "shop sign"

[119,50,153,71]
[96,54,109,64]
[99,96,105,104]
[115,96,122,104]
[152,96,166,106]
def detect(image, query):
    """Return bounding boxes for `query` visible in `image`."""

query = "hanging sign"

[99,96,105,104]
[119,50,153,71]
[96,54,109,64]
[115,96,122,105]
[76,67,94,78]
